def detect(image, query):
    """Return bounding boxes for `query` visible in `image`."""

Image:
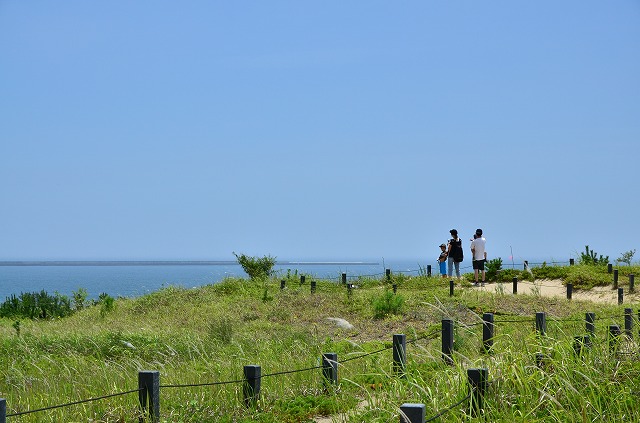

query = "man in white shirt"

[471,229,487,286]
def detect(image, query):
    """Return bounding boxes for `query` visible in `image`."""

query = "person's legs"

[454,262,460,279]
[447,257,454,278]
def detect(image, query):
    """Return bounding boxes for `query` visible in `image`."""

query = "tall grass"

[1,269,639,422]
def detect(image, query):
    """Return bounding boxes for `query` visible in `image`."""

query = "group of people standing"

[437,228,487,286]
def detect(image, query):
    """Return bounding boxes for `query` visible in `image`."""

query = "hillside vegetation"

[1,263,639,422]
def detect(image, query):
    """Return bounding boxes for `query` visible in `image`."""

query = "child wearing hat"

[437,244,448,278]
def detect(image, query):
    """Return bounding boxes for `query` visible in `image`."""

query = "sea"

[0,259,431,300]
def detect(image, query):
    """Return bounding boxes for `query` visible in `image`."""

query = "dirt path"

[472,278,639,305]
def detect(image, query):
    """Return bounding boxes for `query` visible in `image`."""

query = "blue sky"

[1,1,639,264]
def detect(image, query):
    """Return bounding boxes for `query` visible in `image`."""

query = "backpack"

[449,239,463,263]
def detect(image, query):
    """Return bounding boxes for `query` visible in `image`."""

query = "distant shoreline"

[0,260,380,267]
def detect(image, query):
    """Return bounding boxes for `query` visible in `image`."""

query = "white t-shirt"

[471,237,486,261]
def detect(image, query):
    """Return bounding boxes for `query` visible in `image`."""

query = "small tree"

[233,252,277,280]
[579,245,609,266]
[616,249,636,266]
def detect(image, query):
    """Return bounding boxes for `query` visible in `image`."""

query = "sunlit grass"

[1,270,639,422]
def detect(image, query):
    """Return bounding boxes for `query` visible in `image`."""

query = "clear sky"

[1,1,639,264]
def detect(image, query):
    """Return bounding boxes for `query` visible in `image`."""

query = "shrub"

[233,252,277,280]
[485,258,503,282]
[98,293,115,317]
[617,249,636,266]
[372,290,404,319]
[0,290,73,319]
[532,263,571,280]
[579,245,609,266]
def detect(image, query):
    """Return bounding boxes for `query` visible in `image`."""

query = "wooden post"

[399,403,426,423]
[586,312,596,336]
[625,308,633,338]
[573,335,590,357]
[393,284,397,294]
[442,319,454,365]
[570,258,575,266]
[618,288,624,305]
[609,325,621,354]
[449,280,454,296]
[614,269,619,289]
[608,263,613,273]
[138,371,160,423]
[341,273,347,285]
[322,353,338,386]
[482,312,494,353]
[566,283,573,300]
[536,312,546,337]
[523,260,528,270]
[630,274,635,293]
[310,280,316,294]
[0,398,5,423]
[393,334,407,377]
[467,368,488,417]
[300,275,305,285]
[243,365,261,408]
[280,280,285,290]
[512,277,518,294]
[386,268,391,282]
[426,265,432,277]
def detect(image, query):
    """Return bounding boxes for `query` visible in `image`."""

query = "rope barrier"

[5,388,142,417]
[424,393,471,422]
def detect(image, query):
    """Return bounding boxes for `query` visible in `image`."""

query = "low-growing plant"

[98,293,115,317]
[72,287,88,311]
[372,290,404,319]
[0,290,73,319]
[485,257,502,282]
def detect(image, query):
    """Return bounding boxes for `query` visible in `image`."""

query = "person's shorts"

[439,261,446,275]
[473,259,486,271]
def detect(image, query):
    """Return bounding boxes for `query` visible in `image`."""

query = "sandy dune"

[474,279,639,305]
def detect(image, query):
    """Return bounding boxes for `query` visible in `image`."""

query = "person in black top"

[446,229,463,280]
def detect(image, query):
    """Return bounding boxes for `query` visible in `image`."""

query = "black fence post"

[427,265,432,277]
[573,335,591,357]
[536,312,546,337]
[0,398,5,423]
[625,308,633,338]
[393,284,398,294]
[570,258,575,266]
[393,334,407,377]
[280,280,286,290]
[467,368,488,417]
[483,312,494,353]
[386,268,391,282]
[310,280,316,294]
[399,403,426,423]
[630,274,635,293]
[618,288,624,305]
[512,277,518,294]
[523,260,528,270]
[300,275,305,286]
[566,283,573,300]
[608,263,613,274]
[442,319,454,365]
[138,371,160,423]
[614,269,619,289]
[322,353,338,386]
[609,325,621,355]
[341,273,347,285]
[243,365,261,408]
[449,280,454,296]
[586,312,596,336]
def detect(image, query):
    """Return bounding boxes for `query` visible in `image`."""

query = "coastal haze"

[1,2,638,269]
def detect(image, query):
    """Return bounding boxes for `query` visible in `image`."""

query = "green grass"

[1,266,639,422]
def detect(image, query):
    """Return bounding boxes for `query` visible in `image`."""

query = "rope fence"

[2,307,637,422]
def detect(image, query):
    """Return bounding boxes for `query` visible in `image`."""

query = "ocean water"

[0,259,430,300]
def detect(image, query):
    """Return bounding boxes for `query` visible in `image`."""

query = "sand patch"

[474,279,639,305]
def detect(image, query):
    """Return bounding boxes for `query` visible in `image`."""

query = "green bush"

[532,263,571,280]
[372,290,404,319]
[579,245,609,266]
[233,252,277,280]
[485,258,503,282]
[0,290,73,319]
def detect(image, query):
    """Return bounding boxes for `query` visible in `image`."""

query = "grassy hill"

[1,264,639,422]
